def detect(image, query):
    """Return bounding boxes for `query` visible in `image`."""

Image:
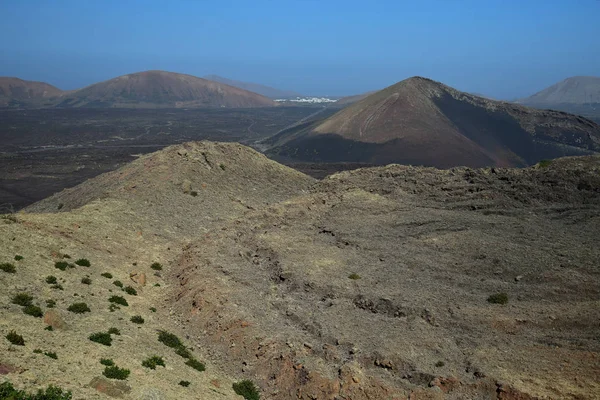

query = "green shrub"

[46,299,56,308]
[154,283,161,287]
[100,358,115,366]
[232,380,260,400]
[81,277,92,285]
[45,351,58,359]
[54,261,69,271]
[46,275,58,284]
[14,255,23,261]
[124,286,137,296]
[12,293,33,307]
[141,356,165,369]
[487,292,509,305]
[45,325,54,331]
[6,330,25,346]
[185,358,205,372]
[89,332,112,346]
[107,327,121,335]
[109,295,128,306]
[67,302,90,313]
[219,163,226,171]
[175,346,192,359]
[33,348,43,354]
[435,361,445,367]
[113,280,123,288]
[158,330,184,349]
[75,258,91,267]
[51,284,64,290]
[348,273,361,280]
[23,304,44,318]
[150,307,156,312]
[190,191,198,197]
[0,262,16,273]
[109,304,120,312]
[538,159,553,168]
[62,254,71,259]
[101,272,113,278]
[150,262,163,271]
[0,381,72,399]
[103,365,130,380]
[179,380,190,387]
[130,315,144,324]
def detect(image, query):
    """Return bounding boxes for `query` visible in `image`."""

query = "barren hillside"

[2,142,599,399]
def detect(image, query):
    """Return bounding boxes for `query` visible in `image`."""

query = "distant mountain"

[266,77,600,168]
[518,76,600,119]
[0,77,63,107]
[56,70,276,108]
[203,74,301,99]
[333,91,377,107]
[519,76,600,105]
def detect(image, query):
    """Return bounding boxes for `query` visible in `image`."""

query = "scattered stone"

[137,387,166,400]
[514,275,523,282]
[181,179,192,194]
[43,310,67,330]
[130,272,147,286]
[89,376,131,398]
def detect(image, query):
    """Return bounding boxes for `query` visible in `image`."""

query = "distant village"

[274,97,337,103]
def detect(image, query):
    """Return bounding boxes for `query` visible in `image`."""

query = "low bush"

[23,304,44,318]
[158,330,184,349]
[100,358,115,366]
[348,273,361,280]
[6,330,25,346]
[67,302,90,313]
[45,351,58,359]
[124,286,137,296]
[101,272,113,278]
[435,361,445,367]
[179,380,190,387]
[33,349,42,354]
[0,381,72,399]
[538,159,553,168]
[150,262,163,271]
[232,380,260,400]
[14,255,23,261]
[54,261,69,271]
[51,284,64,290]
[12,293,33,307]
[150,307,156,312]
[89,332,112,346]
[45,326,54,331]
[487,292,509,305]
[46,299,56,308]
[109,295,128,306]
[130,315,144,324]
[185,358,205,372]
[109,304,120,312]
[142,356,165,369]
[108,327,121,335]
[81,277,92,285]
[62,254,71,259]
[103,365,130,380]
[175,346,192,359]
[46,275,58,284]
[0,262,16,273]
[75,258,91,267]
[113,280,123,288]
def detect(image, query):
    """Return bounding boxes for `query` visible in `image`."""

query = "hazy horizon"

[1,0,599,98]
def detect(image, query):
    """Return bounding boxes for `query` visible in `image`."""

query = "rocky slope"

[266,77,600,168]
[0,77,63,107]
[55,71,277,108]
[2,142,599,399]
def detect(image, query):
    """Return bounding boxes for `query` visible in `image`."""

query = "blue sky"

[1,0,599,98]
